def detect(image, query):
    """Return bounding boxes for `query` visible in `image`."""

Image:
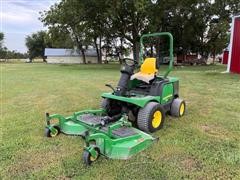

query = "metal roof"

[44,48,97,57]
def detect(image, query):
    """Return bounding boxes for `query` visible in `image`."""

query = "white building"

[44,48,98,64]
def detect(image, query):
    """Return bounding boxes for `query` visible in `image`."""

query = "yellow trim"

[152,110,162,128]
[179,103,185,116]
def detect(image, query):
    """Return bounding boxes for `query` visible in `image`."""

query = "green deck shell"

[46,111,156,160]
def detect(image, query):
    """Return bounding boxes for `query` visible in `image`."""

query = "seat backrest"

[140,58,158,74]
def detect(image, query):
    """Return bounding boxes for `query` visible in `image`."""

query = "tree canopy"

[0,32,4,48]
[40,0,240,63]
[0,32,27,59]
[25,31,52,62]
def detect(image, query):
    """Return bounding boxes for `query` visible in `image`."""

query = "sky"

[1,0,59,53]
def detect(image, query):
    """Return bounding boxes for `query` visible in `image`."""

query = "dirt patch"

[199,124,230,140]
[181,157,202,172]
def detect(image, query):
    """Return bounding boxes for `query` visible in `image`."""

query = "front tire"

[137,102,165,133]
[45,126,60,137]
[83,147,100,166]
[170,98,186,117]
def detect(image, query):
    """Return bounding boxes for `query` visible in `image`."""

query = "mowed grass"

[1,63,240,179]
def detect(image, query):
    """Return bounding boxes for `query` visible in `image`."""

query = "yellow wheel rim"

[90,152,98,161]
[152,111,162,128]
[50,129,58,137]
[180,103,185,116]
[90,156,97,161]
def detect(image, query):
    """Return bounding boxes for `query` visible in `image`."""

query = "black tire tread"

[44,126,60,138]
[170,98,185,117]
[45,128,51,137]
[137,102,164,133]
[83,150,91,165]
[101,98,109,110]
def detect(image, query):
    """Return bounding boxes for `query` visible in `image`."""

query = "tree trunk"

[81,48,86,64]
[94,37,102,64]
[119,38,124,64]
[156,39,161,63]
[42,56,47,63]
[99,36,102,64]
[150,45,153,57]
[212,48,216,65]
[133,41,140,62]
[94,37,100,64]
[77,43,86,64]
[73,33,86,64]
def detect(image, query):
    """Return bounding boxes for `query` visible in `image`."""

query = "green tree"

[148,0,239,59]
[41,0,90,64]
[4,50,27,59]
[45,27,74,49]
[25,31,49,62]
[203,0,240,62]
[40,0,240,63]
[82,0,109,63]
[0,32,7,59]
[0,33,28,59]
[0,32,4,48]
[107,0,152,61]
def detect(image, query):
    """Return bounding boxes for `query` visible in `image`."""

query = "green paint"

[46,111,156,160]
[85,146,98,159]
[102,92,161,107]
[161,83,174,104]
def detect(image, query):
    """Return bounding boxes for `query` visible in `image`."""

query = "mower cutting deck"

[45,110,155,165]
[44,32,186,165]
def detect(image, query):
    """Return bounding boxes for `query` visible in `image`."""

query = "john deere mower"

[45,32,186,165]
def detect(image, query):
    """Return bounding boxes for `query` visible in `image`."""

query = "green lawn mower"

[45,32,186,165]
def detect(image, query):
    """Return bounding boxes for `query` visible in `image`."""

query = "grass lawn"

[1,63,240,179]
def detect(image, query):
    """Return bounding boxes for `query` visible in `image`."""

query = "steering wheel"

[122,58,138,67]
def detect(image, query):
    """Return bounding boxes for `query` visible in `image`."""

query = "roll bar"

[139,32,174,78]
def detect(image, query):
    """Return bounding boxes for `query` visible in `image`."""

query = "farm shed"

[227,15,240,74]
[44,48,98,64]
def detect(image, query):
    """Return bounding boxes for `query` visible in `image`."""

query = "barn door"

[230,17,240,74]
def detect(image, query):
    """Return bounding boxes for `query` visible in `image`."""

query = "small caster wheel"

[83,147,100,166]
[45,126,60,137]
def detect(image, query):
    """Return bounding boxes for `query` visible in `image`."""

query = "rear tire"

[137,102,165,133]
[101,98,109,109]
[100,98,121,116]
[170,98,186,117]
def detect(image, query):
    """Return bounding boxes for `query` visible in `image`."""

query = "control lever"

[105,84,115,92]
[100,116,112,126]
[100,114,122,126]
